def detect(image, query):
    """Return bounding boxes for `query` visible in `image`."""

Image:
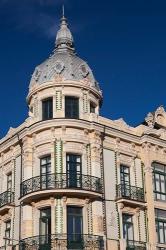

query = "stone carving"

[54,61,65,74]
[79,64,89,77]
[145,112,154,128]
[145,106,166,128]
[119,154,133,166]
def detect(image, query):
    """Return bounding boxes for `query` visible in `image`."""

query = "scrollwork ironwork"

[116,184,144,202]
[21,173,102,197]
[126,240,146,250]
[0,190,14,208]
[20,234,104,250]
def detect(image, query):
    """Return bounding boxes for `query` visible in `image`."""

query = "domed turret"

[27,10,102,123]
[29,11,101,92]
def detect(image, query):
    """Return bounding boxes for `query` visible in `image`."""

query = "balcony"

[157,244,166,250]
[0,191,14,214]
[20,173,102,202]
[19,234,104,250]
[126,240,146,250]
[116,184,145,206]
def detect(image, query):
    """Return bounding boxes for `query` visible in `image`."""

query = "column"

[142,143,156,250]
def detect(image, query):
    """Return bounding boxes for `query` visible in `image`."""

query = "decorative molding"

[55,90,62,110]
[55,198,63,234]
[55,140,63,174]
[145,106,166,129]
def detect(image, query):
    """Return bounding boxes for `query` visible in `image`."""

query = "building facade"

[0,12,166,250]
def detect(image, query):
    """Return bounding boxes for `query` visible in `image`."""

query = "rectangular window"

[90,102,96,113]
[156,209,166,244]
[122,214,134,242]
[65,96,79,119]
[120,165,130,197]
[40,156,51,189]
[153,163,166,201]
[42,98,53,120]
[5,220,11,246]
[7,173,12,191]
[39,208,51,248]
[66,154,82,188]
[67,206,83,249]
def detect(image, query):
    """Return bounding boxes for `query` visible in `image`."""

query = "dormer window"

[65,96,79,119]
[42,98,53,120]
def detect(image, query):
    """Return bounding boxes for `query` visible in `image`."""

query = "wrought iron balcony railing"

[0,190,14,208]
[116,184,145,202]
[19,234,104,249]
[126,240,146,250]
[20,173,102,197]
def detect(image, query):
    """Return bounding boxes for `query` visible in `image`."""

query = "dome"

[29,14,100,91]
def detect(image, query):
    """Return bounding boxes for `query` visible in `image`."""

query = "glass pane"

[65,97,79,119]
[127,224,134,241]
[161,176,165,193]
[154,163,165,172]
[41,167,46,174]
[122,214,133,242]
[120,166,130,185]
[42,98,53,120]
[155,174,160,191]
[75,216,82,234]
[41,158,47,165]
[159,222,164,243]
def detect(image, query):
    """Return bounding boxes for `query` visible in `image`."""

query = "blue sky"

[0,0,166,138]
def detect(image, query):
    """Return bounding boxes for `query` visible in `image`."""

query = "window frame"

[155,209,166,244]
[153,162,166,201]
[40,155,51,189]
[65,96,79,119]
[122,213,134,242]
[5,220,11,246]
[67,206,83,246]
[7,173,12,191]
[90,102,96,114]
[39,207,51,246]
[66,154,82,188]
[120,165,130,185]
[42,97,53,120]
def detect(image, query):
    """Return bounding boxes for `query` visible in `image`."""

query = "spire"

[55,7,75,53]
[62,4,65,18]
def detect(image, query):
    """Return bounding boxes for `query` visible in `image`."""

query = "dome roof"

[29,13,100,91]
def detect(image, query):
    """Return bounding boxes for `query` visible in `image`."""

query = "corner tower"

[27,12,102,122]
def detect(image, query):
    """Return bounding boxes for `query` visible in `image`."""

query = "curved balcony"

[116,184,145,207]
[0,191,14,214]
[19,234,104,250]
[20,173,102,202]
[126,240,146,250]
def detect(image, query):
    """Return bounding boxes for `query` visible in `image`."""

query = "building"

[0,11,166,250]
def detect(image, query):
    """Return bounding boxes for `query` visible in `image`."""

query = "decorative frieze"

[83,93,88,113]
[55,91,62,110]
[55,140,63,174]
[55,198,63,234]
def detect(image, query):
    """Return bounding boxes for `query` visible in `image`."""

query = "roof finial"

[55,5,75,53]
[62,4,65,18]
